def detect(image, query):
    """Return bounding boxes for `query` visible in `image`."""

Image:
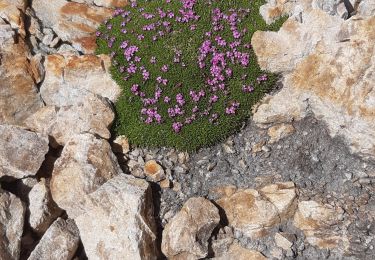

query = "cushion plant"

[96,0,284,151]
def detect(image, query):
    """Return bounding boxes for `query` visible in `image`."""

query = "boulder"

[0,188,25,260]
[40,54,121,104]
[0,17,43,125]
[28,218,80,260]
[74,174,158,260]
[50,133,121,218]
[32,0,113,53]
[216,182,297,238]
[162,197,220,259]
[0,124,49,180]
[252,11,375,161]
[28,178,63,235]
[294,200,346,249]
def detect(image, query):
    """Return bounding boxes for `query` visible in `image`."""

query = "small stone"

[207,162,217,171]
[144,160,165,182]
[173,165,186,174]
[222,143,236,154]
[172,181,181,192]
[131,164,146,179]
[112,135,130,154]
[274,233,293,250]
[162,197,220,259]
[268,124,295,144]
[252,140,266,154]
[49,36,60,48]
[160,178,171,189]
[28,218,80,260]
[178,152,188,164]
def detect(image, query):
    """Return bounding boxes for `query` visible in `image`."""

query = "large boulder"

[28,179,63,235]
[0,124,49,180]
[74,174,158,260]
[0,15,43,125]
[252,10,375,161]
[162,197,220,259]
[216,183,297,238]
[28,218,80,260]
[50,133,121,218]
[0,188,26,260]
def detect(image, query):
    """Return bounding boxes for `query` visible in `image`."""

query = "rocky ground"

[0,0,374,259]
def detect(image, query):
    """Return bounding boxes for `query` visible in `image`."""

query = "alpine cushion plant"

[96,0,285,151]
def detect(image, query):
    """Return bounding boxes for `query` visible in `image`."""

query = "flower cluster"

[96,0,277,150]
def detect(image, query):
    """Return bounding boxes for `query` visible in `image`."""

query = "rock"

[28,178,63,235]
[30,53,45,84]
[50,133,121,218]
[144,160,166,182]
[28,218,80,260]
[259,182,297,219]
[74,174,158,260]
[162,197,220,259]
[32,0,113,53]
[0,0,26,34]
[358,0,375,17]
[294,200,346,249]
[0,17,43,125]
[216,188,279,238]
[160,178,171,189]
[25,100,114,146]
[274,232,293,251]
[76,0,128,8]
[0,188,26,260]
[251,140,266,154]
[112,135,130,154]
[252,11,375,160]
[214,242,267,260]
[0,124,49,180]
[40,54,121,104]
[216,183,296,239]
[267,123,295,144]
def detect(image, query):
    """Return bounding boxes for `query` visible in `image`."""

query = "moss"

[96,0,286,151]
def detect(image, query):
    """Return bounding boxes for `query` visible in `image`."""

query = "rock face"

[0,11,43,125]
[294,200,346,249]
[25,54,120,145]
[216,183,296,238]
[32,0,114,53]
[40,54,121,104]
[28,179,63,235]
[0,125,49,180]
[74,174,158,260]
[0,189,26,260]
[252,9,375,161]
[28,218,80,260]
[50,134,121,218]
[162,197,220,259]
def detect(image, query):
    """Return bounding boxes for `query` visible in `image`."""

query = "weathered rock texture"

[252,9,375,161]
[0,5,43,125]
[294,200,347,250]
[0,188,25,260]
[50,133,121,218]
[162,197,220,259]
[216,183,296,238]
[32,0,115,53]
[74,174,158,260]
[28,218,80,260]
[0,125,49,180]
[28,179,63,235]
